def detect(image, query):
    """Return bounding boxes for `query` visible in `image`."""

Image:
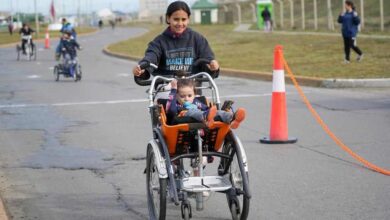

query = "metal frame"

[145,72,251,219]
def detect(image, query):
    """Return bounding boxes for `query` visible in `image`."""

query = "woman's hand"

[132,65,145,77]
[209,60,220,71]
[170,79,177,89]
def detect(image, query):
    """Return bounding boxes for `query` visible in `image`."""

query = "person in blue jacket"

[132,1,220,79]
[55,18,77,60]
[338,0,363,63]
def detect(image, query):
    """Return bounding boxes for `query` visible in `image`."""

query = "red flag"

[50,0,56,21]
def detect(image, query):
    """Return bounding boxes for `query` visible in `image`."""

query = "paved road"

[0,27,389,220]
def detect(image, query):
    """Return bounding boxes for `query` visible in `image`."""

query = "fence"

[270,0,389,32]
[218,0,389,32]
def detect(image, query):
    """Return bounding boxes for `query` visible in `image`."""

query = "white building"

[138,0,168,21]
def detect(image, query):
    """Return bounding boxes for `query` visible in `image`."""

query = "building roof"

[192,0,218,9]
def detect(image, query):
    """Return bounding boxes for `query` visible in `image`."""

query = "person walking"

[8,20,14,35]
[338,0,363,63]
[261,6,272,33]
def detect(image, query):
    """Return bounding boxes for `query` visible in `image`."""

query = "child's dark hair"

[345,1,355,10]
[176,70,189,78]
[177,78,196,93]
[166,1,191,24]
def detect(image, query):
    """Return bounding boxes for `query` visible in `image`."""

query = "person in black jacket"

[60,31,81,60]
[261,6,272,32]
[338,0,363,63]
[133,1,220,80]
[19,23,35,55]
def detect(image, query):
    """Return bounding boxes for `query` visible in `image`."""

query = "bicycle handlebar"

[134,59,217,86]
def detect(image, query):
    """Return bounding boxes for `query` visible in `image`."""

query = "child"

[19,23,35,55]
[57,31,81,61]
[166,78,245,129]
[133,1,219,80]
[338,0,363,63]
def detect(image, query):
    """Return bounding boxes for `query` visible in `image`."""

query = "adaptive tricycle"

[136,60,251,220]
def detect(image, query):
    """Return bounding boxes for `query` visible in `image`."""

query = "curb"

[322,78,390,88]
[102,43,390,88]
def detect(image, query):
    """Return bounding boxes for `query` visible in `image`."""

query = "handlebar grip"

[139,61,149,70]
[193,58,210,67]
[134,76,152,86]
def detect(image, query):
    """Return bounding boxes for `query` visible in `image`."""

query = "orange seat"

[159,105,230,156]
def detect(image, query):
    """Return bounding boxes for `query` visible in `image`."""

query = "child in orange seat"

[166,78,246,128]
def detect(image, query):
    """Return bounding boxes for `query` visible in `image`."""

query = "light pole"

[301,0,305,30]
[288,0,294,29]
[34,0,39,35]
[360,0,364,29]
[380,0,384,31]
[327,0,334,30]
[314,0,318,30]
[10,0,13,24]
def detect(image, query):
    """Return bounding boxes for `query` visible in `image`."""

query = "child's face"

[64,33,71,39]
[177,86,195,104]
[167,10,189,34]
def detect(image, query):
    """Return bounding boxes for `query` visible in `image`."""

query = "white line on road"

[116,73,132,77]
[27,75,41,79]
[0,93,281,109]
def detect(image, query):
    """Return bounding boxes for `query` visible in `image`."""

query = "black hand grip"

[134,76,152,86]
[193,58,219,79]
[139,61,150,70]
[193,58,210,67]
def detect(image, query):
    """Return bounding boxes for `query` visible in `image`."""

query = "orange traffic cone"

[260,45,297,144]
[44,29,50,49]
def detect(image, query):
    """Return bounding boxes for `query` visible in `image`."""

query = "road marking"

[27,75,41,79]
[0,92,310,109]
[0,99,148,109]
[117,73,132,77]
[48,67,54,70]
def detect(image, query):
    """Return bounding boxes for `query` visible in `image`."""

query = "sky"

[0,0,140,15]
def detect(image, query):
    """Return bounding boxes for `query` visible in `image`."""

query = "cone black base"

[260,137,298,144]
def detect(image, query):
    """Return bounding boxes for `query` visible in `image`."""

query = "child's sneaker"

[230,108,246,129]
[206,106,217,127]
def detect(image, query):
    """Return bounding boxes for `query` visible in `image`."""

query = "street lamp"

[34,0,39,35]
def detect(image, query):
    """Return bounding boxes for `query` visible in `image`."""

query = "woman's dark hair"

[177,78,196,93]
[345,1,355,10]
[166,1,191,24]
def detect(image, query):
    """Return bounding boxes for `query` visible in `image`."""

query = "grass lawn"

[0,27,96,45]
[110,24,390,79]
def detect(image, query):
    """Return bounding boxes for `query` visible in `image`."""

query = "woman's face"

[167,9,189,34]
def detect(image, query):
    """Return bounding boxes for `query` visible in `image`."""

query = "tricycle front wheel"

[146,144,167,220]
